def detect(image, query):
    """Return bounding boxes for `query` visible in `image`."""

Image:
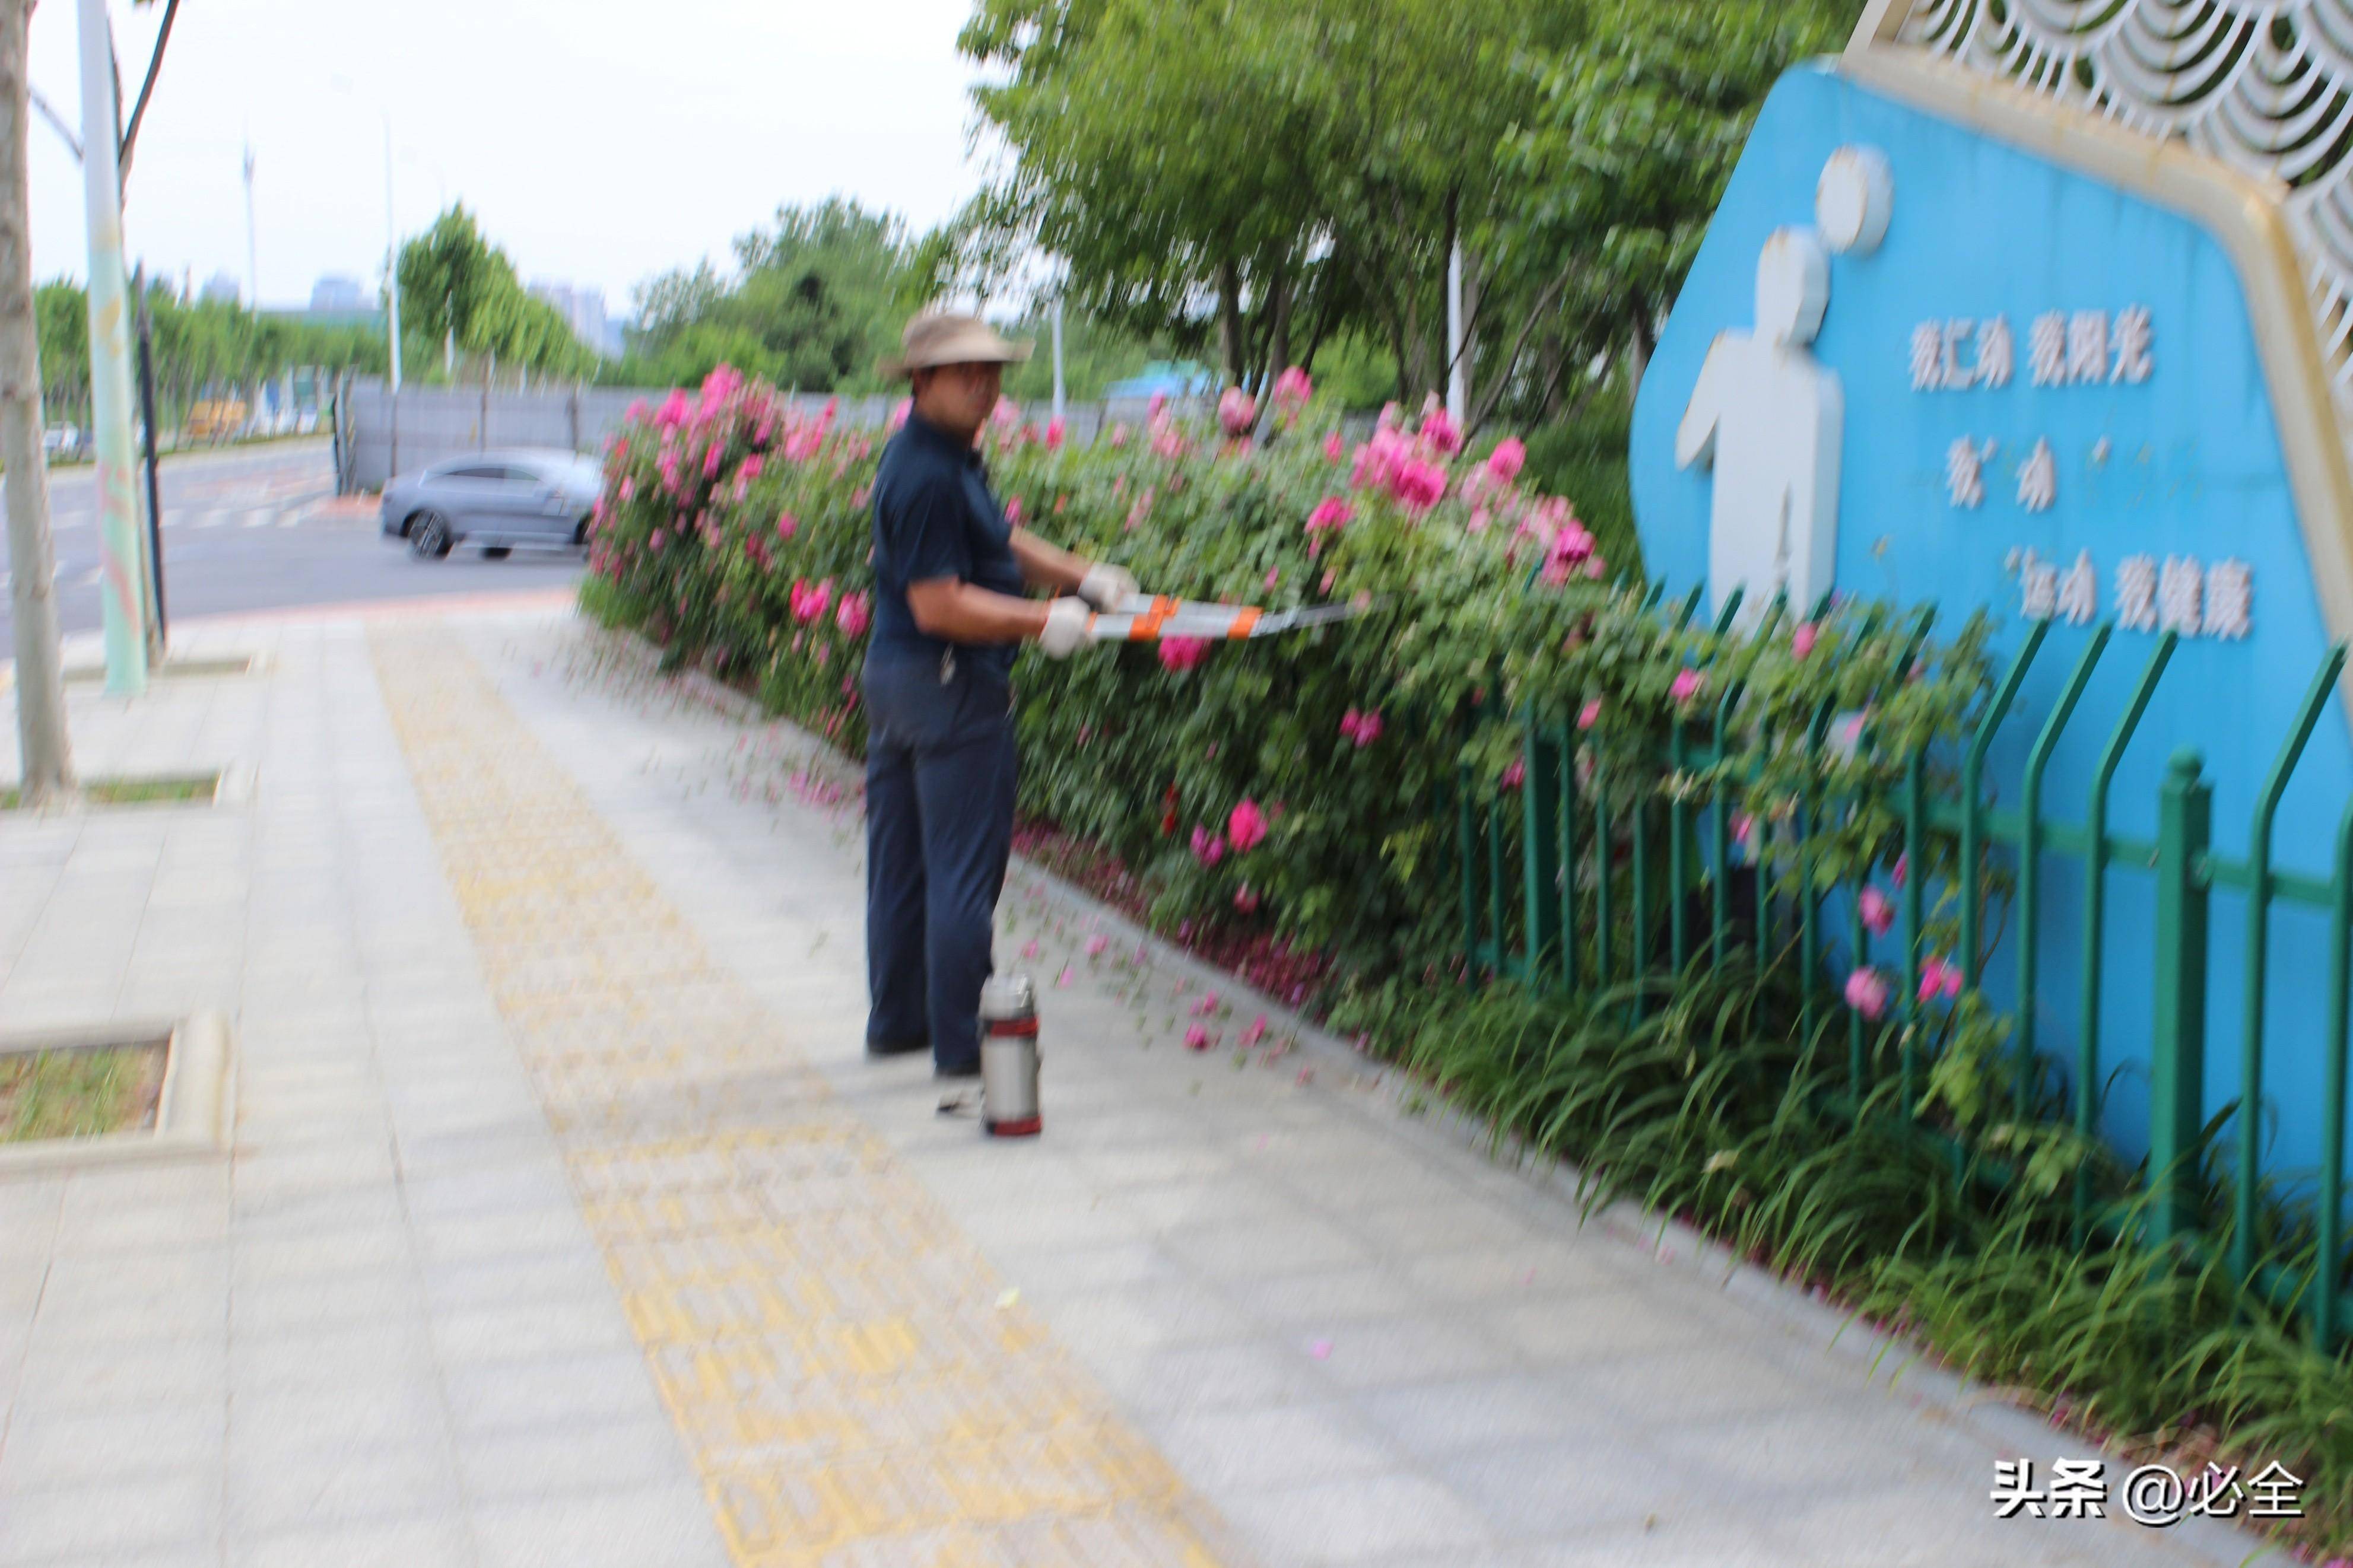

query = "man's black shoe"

[866,1036,929,1060]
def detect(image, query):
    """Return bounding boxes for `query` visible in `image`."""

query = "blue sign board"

[1632,63,2353,1176]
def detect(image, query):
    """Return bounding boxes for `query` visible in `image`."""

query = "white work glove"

[1077,562,1139,612]
[1039,596,1093,659]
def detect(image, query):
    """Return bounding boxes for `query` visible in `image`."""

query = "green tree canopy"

[948,0,1862,427]
[398,204,595,381]
[624,198,928,392]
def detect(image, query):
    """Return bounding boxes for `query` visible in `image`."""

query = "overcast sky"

[24,0,991,316]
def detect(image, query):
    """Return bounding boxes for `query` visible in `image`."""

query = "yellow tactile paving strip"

[371,630,1233,1568]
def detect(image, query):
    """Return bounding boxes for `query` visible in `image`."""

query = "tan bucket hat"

[879,310,1033,378]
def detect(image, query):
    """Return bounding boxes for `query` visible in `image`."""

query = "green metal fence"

[1448,586,2353,1344]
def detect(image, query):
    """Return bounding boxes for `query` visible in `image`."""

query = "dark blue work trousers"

[862,653,1018,1074]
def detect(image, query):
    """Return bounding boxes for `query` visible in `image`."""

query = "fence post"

[1521,708,1563,979]
[2149,748,2212,1247]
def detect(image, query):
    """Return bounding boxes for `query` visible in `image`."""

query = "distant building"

[310,275,366,313]
[528,280,612,358]
[200,271,242,306]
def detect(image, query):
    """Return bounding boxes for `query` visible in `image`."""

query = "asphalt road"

[0,439,584,648]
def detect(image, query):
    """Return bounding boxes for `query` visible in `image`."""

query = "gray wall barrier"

[331,378,1247,494]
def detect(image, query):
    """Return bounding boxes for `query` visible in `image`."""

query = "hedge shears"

[1088,594,1376,643]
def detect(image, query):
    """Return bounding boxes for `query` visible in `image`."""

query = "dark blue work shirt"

[868,413,1027,680]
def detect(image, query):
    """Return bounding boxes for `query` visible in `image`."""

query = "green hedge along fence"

[1450,571,2353,1350]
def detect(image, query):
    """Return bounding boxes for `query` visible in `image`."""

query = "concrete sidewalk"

[0,603,2278,1567]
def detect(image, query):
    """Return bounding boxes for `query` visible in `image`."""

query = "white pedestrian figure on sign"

[1676,224,1843,629]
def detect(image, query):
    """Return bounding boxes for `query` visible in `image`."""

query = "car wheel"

[482,546,512,560]
[408,510,453,559]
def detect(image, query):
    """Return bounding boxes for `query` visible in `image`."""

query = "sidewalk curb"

[578,619,2275,1567]
[0,1010,236,1179]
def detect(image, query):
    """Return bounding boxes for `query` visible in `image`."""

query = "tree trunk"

[1216,259,1243,388]
[0,0,72,803]
[1258,268,1293,396]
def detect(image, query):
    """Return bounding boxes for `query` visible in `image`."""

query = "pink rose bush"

[596,358,1919,974]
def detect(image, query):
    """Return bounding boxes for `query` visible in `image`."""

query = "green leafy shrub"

[586,364,1990,977]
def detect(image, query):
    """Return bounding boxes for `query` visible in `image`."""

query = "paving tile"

[1215,1472,1497,1564]
[0,1400,226,1492]
[452,1414,697,1502]
[0,1471,219,1561]
[230,1514,474,1568]
[223,1434,463,1535]
[469,1482,729,1568]
[437,1346,671,1436]
[1156,1402,1401,1493]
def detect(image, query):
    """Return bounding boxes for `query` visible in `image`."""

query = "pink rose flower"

[1044,416,1066,451]
[1578,698,1602,730]
[649,529,667,552]
[1419,406,1462,456]
[1306,496,1354,539]
[1233,883,1260,913]
[1005,496,1024,525]
[655,389,691,430]
[776,510,797,540]
[1159,636,1211,673]
[1109,423,1130,448]
[1390,459,1447,513]
[1485,438,1526,484]
[618,476,636,502]
[1323,432,1344,462]
[1218,387,1258,437]
[1792,622,1819,659]
[887,397,912,432]
[1844,966,1890,1020]
[1339,708,1382,748]
[1185,1024,1212,1052]
[1893,852,1910,889]
[1189,826,1226,867]
[1859,886,1895,937]
[1670,669,1704,705]
[789,578,833,625]
[1084,933,1109,957]
[1227,798,1268,853]
[1917,955,1963,1003]
[835,591,871,639]
[1272,367,1313,406]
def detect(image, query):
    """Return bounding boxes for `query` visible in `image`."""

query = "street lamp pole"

[383,117,400,391]
[75,0,144,694]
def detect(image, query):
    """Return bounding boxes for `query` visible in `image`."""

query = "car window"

[443,465,505,482]
[497,466,549,485]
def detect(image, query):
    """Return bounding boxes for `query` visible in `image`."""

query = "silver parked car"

[379,448,604,560]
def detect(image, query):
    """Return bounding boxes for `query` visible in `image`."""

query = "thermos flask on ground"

[978,974,1041,1137]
